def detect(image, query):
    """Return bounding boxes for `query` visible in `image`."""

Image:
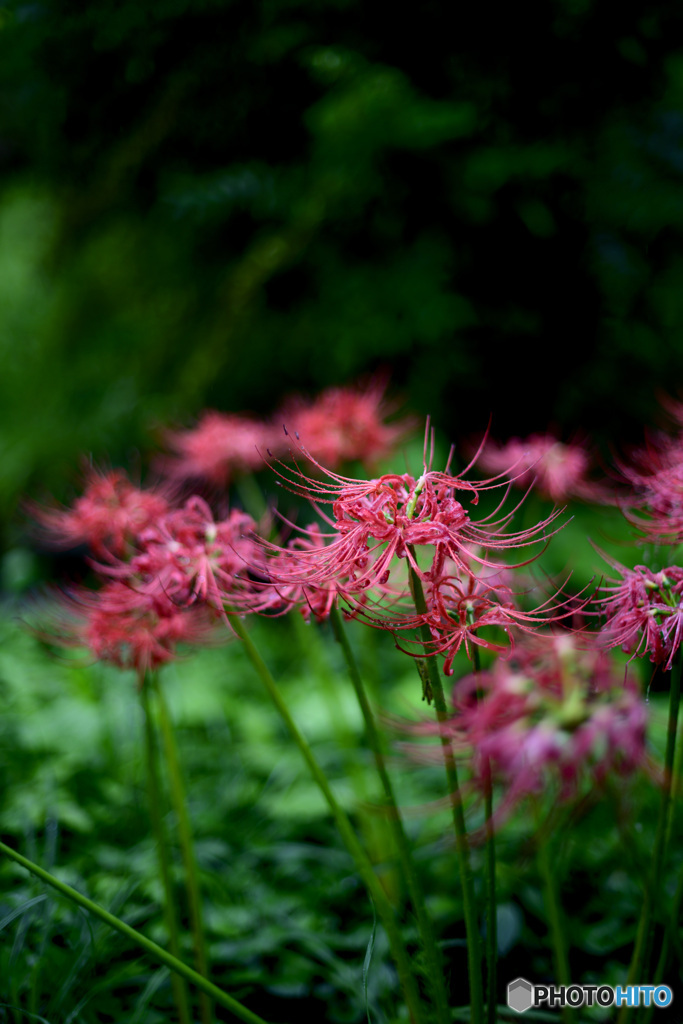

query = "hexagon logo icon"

[508,978,533,1013]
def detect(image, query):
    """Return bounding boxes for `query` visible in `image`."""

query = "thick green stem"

[290,611,400,903]
[645,704,683,1024]
[471,643,497,1024]
[290,612,368,794]
[536,826,573,1024]
[484,781,497,1024]
[656,652,683,925]
[141,680,193,1024]
[0,841,271,1024]
[619,650,682,1024]
[229,614,426,1024]
[407,556,483,1024]
[329,603,451,1024]
[152,676,213,1024]
[664,706,683,855]
[645,852,683,1024]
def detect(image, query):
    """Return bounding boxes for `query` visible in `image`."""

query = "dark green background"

[2,0,683,533]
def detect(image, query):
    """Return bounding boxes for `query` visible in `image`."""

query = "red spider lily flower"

[52,582,215,681]
[408,633,647,832]
[101,497,267,620]
[276,380,413,469]
[357,549,583,675]
[473,433,608,504]
[251,430,569,684]
[30,468,170,558]
[260,440,565,601]
[246,524,383,623]
[418,569,579,675]
[617,434,683,544]
[596,557,683,671]
[160,411,268,487]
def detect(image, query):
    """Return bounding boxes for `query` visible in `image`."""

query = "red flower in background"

[50,581,215,681]
[97,496,268,621]
[30,468,170,557]
[157,380,412,490]
[474,433,608,504]
[276,380,413,469]
[407,633,647,831]
[618,433,683,545]
[34,480,268,678]
[161,412,268,487]
[596,558,683,671]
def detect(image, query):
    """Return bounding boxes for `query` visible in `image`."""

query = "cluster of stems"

[13,413,683,1024]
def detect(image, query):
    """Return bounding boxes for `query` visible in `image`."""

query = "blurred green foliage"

[2,1,683,541]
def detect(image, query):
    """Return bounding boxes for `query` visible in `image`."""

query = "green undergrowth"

[0,504,672,1022]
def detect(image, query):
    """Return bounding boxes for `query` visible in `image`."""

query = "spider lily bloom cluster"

[254,438,574,673]
[618,431,683,544]
[159,380,412,487]
[36,473,267,678]
[600,397,683,664]
[415,554,578,675]
[410,634,647,829]
[108,500,265,617]
[276,379,413,469]
[63,581,214,674]
[30,467,171,558]
[474,432,608,504]
[596,560,683,671]
[243,523,385,624]
[161,411,270,487]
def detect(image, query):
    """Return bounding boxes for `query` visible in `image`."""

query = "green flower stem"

[645,706,683,1024]
[290,612,368,794]
[229,614,426,1024]
[329,603,451,1024]
[664,692,683,855]
[471,644,497,1024]
[644,888,682,1024]
[151,676,213,1024]
[141,679,193,1024]
[235,476,267,522]
[407,555,483,1024]
[645,709,683,1024]
[0,840,271,1024]
[536,826,573,1024]
[289,613,400,899]
[619,649,683,1024]
[483,781,497,1024]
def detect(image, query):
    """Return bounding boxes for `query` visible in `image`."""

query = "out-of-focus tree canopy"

[1,0,683,530]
